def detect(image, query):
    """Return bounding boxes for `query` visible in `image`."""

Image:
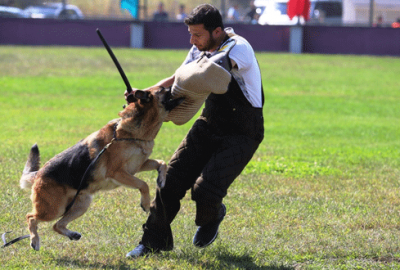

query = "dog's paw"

[68,232,82,241]
[156,161,167,188]
[140,202,150,213]
[30,239,40,251]
[140,190,151,213]
[140,195,150,212]
[157,175,166,188]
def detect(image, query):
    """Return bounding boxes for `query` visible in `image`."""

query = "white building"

[343,0,400,25]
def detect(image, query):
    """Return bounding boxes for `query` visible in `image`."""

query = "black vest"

[200,77,264,143]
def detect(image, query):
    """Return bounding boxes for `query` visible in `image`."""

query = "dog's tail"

[20,144,40,190]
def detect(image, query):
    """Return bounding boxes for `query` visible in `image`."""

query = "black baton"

[96,28,132,94]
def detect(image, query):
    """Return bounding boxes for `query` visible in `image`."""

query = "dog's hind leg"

[27,179,68,251]
[26,213,40,251]
[53,193,92,241]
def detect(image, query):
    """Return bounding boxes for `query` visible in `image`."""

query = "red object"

[287,0,310,21]
[392,22,400,28]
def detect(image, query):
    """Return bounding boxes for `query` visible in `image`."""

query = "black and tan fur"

[19,86,183,251]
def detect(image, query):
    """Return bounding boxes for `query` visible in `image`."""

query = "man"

[153,2,168,21]
[126,4,264,258]
[227,3,240,22]
[176,4,187,21]
[245,1,259,24]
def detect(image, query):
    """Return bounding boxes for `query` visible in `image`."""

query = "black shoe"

[193,204,226,248]
[126,244,156,258]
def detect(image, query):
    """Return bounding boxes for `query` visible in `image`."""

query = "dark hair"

[184,4,224,33]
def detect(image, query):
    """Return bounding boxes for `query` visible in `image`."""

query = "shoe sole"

[193,231,219,248]
[193,204,226,248]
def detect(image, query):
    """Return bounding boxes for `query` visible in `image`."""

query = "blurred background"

[1,0,399,27]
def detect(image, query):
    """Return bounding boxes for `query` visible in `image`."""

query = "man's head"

[157,2,165,12]
[184,4,225,52]
[184,4,224,33]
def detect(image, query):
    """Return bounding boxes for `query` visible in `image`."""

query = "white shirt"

[182,28,263,108]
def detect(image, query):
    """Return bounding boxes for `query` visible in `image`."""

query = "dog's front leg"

[139,159,167,188]
[112,171,151,212]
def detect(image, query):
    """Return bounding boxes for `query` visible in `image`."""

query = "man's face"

[188,24,218,52]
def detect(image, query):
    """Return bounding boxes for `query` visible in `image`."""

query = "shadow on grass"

[55,257,137,270]
[55,253,294,270]
[214,253,294,270]
[174,246,295,270]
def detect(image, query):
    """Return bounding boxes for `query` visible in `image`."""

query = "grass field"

[1,45,400,269]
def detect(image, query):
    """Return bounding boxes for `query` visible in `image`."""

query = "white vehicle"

[255,0,342,26]
[309,0,342,25]
[0,5,29,18]
[24,3,84,19]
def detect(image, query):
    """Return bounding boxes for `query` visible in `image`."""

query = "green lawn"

[1,46,399,269]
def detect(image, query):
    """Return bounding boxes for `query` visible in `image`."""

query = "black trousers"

[140,118,262,251]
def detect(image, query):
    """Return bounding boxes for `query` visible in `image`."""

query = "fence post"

[289,25,303,54]
[130,23,144,48]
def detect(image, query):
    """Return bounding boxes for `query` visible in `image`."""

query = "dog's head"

[118,86,184,138]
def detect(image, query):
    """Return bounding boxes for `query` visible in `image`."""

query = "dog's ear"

[126,93,137,104]
[134,90,151,103]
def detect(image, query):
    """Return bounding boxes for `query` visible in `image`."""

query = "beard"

[199,35,218,52]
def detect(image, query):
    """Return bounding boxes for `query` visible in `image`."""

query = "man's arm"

[125,75,175,101]
[155,75,175,88]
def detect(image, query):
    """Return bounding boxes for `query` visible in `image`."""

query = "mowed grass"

[0,45,399,269]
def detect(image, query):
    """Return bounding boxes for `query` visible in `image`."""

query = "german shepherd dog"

[19,86,183,251]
